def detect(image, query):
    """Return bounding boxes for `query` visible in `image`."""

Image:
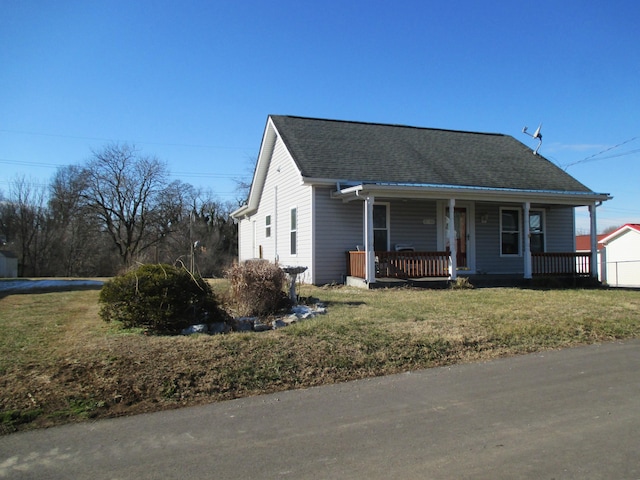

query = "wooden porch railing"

[532,252,591,277]
[348,251,593,279]
[347,251,367,279]
[347,251,450,279]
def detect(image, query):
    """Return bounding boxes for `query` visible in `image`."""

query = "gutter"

[331,182,612,205]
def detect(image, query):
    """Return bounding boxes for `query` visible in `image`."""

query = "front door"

[442,203,474,272]
[455,208,468,268]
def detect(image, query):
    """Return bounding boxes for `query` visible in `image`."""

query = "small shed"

[600,224,640,288]
[0,251,18,278]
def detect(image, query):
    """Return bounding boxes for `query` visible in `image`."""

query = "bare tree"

[233,156,256,207]
[48,165,109,275]
[1,176,49,276]
[80,144,169,268]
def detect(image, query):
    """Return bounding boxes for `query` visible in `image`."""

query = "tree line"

[0,144,242,277]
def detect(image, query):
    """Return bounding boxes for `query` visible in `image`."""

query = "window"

[529,210,545,253]
[290,208,297,255]
[501,209,520,255]
[373,204,389,251]
[265,215,271,238]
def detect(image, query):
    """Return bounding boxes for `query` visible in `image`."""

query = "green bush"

[225,260,290,317]
[99,264,223,334]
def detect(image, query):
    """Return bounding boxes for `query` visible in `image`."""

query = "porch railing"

[347,251,450,279]
[347,251,593,280]
[347,251,367,279]
[532,252,591,277]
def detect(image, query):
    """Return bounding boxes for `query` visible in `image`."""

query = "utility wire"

[562,135,639,169]
[0,128,252,150]
[0,158,243,178]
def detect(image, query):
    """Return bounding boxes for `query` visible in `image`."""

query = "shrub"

[225,260,290,317]
[450,276,474,289]
[99,264,223,334]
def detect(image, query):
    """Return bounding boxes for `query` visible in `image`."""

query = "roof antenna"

[522,123,543,155]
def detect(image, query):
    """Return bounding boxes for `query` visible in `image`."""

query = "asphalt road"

[1,340,639,479]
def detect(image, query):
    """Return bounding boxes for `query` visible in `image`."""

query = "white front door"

[442,202,476,273]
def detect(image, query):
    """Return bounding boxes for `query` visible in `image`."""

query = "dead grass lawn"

[1,282,639,434]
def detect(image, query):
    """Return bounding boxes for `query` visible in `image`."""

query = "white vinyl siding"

[263,136,312,279]
[389,200,438,251]
[544,207,575,252]
[313,187,363,284]
[603,229,640,287]
[236,135,313,282]
[237,218,255,260]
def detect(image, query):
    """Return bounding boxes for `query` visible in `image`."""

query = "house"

[576,234,606,252]
[231,115,611,286]
[0,251,18,278]
[599,224,640,287]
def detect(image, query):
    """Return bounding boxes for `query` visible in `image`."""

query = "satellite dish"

[522,123,543,155]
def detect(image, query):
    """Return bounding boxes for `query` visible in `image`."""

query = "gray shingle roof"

[269,115,593,193]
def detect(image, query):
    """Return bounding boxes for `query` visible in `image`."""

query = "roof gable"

[601,224,640,244]
[269,115,594,193]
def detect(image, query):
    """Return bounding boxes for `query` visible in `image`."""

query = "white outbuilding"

[0,251,18,278]
[600,224,640,288]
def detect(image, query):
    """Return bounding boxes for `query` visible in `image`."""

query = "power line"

[0,128,253,150]
[562,135,640,169]
[0,158,67,168]
[0,158,244,179]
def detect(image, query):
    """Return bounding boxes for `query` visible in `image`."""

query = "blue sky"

[1,0,638,232]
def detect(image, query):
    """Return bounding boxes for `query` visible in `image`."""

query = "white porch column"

[589,202,598,279]
[448,198,457,280]
[523,201,532,279]
[364,196,376,284]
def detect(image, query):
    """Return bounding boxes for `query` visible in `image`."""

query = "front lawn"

[1,283,639,433]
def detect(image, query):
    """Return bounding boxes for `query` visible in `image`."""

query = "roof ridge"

[269,114,506,137]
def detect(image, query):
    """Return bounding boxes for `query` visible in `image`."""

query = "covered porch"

[333,183,609,287]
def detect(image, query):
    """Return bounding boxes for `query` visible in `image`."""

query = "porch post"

[364,196,376,284]
[523,201,532,279]
[448,198,457,280]
[589,202,598,280]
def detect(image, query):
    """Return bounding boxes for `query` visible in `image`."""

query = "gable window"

[265,215,271,238]
[529,210,545,253]
[373,203,389,251]
[290,207,297,255]
[501,208,520,256]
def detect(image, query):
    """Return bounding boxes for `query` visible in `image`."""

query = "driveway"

[1,340,639,479]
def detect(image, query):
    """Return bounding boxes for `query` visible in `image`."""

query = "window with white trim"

[529,210,545,253]
[501,208,520,256]
[265,215,271,238]
[290,207,297,255]
[373,204,389,251]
